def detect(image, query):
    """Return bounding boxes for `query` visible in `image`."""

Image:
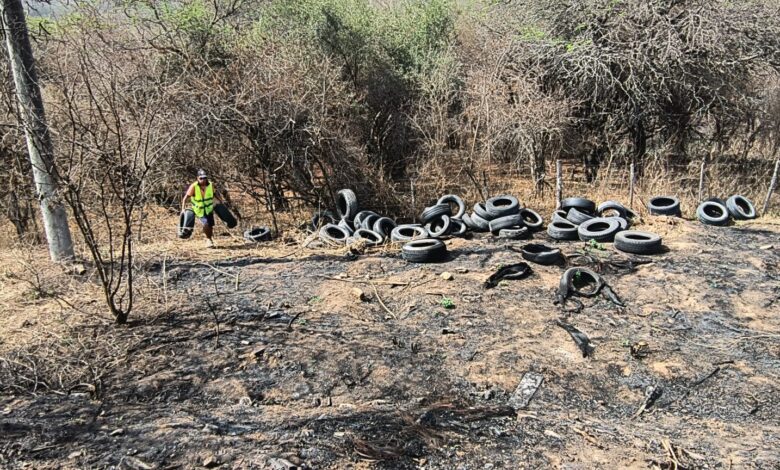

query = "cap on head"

[197,169,208,179]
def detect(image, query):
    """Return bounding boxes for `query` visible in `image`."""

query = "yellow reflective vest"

[191,182,214,217]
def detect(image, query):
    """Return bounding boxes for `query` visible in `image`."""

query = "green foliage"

[440,297,455,309]
[587,239,605,250]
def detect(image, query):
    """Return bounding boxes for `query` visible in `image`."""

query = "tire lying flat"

[402,239,447,263]
[648,196,681,216]
[578,217,621,242]
[614,230,662,255]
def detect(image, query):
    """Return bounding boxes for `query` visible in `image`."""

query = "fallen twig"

[318,275,408,287]
[371,282,397,319]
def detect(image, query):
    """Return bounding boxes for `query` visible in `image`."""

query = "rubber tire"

[726,195,756,220]
[437,195,466,219]
[547,220,579,240]
[696,201,730,226]
[551,210,569,224]
[449,218,468,237]
[486,195,520,218]
[521,243,563,265]
[336,189,359,220]
[421,204,452,224]
[469,212,490,232]
[519,208,544,231]
[373,217,397,237]
[402,239,447,263]
[391,225,427,243]
[214,203,237,229]
[489,214,524,233]
[607,216,629,230]
[178,209,195,239]
[353,228,384,246]
[312,210,337,230]
[597,201,629,219]
[614,230,662,255]
[566,207,594,226]
[338,218,354,235]
[361,214,380,231]
[461,213,476,230]
[648,196,681,216]
[560,267,603,298]
[426,215,452,238]
[319,223,351,245]
[561,197,596,214]
[473,202,492,220]
[353,210,377,228]
[498,227,530,240]
[577,217,621,242]
[244,226,271,242]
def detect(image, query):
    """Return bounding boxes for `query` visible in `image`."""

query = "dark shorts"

[199,213,215,227]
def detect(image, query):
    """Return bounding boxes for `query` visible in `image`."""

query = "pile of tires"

[314,189,393,246]
[548,197,634,242]
[462,195,544,240]
[696,195,757,226]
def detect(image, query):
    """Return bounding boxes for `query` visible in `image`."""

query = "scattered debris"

[629,341,650,359]
[440,271,453,281]
[351,287,368,302]
[508,372,543,410]
[202,453,221,468]
[555,320,595,357]
[555,267,623,312]
[760,244,773,250]
[484,263,532,289]
[633,385,663,418]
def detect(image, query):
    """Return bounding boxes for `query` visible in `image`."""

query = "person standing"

[182,169,222,247]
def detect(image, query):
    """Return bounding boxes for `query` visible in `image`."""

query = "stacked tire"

[696,195,757,226]
[315,189,392,246]
[548,197,633,243]
[462,195,543,240]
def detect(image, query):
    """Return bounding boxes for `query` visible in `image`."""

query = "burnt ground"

[1,216,779,469]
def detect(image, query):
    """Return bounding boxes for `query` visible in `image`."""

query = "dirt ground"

[1,214,779,469]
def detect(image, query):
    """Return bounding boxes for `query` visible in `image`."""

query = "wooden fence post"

[629,163,636,208]
[762,159,780,216]
[698,159,707,202]
[555,159,562,209]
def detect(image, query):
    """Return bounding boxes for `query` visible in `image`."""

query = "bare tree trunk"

[1,0,74,262]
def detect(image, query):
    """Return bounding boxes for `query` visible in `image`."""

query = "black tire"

[559,267,603,298]
[726,195,756,220]
[648,196,681,216]
[353,211,378,228]
[214,203,237,228]
[311,210,337,231]
[577,217,621,242]
[338,218,354,235]
[390,224,427,243]
[597,201,629,219]
[178,209,195,239]
[244,226,271,242]
[521,243,563,265]
[566,207,594,225]
[319,223,351,245]
[469,212,490,232]
[696,201,729,226]
[473,202,492,220]
[561,197,596,214]
[607,216,629,230]
[426,215,452,238]
[489,214,524,233]
[547,220,579,240]
[437,194,466,219]
[449,218,468,237]
[461,213,476,230]
[498,227,530,240]
[402,239,447,263]
[519,208,544,231]
[551,209,569,224]
[361,214,380,231]
[486,195,520,218]
[614,230,662,255]
[373,217,397,237]
[420,204,452,224]
[336,189,359,220]
[353,228,384,246]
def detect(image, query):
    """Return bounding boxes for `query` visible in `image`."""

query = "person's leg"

[200,214,215,246]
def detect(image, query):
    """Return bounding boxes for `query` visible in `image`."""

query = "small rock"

[351,287,367,302]
[760,244,773,250]
[68,450,83,459]
[455,267,469,274]
[238,396,252,406]
[203,453,220,468]
[124,456,153,470]
[109,428,124,436]
[441,272,454,280]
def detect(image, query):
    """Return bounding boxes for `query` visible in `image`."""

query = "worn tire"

[449,218,468,237]
[319,223,351,245]
[402,239,447,263]
[244,226,271,242]
[561,197,596,214]
[597,201,629,219]
[214,203,237,228]
[551,209,569,224]
[353,228,385,246]
[560,267,603,298]
[178,209,195,239]
[391,224,428,243]
[578,217,621,242]
[498,227,530,240]
[566,207,594,226]
[726,195,756,220]
[486,195,520,218]
[519,208,544,231]
[521,243,563,265]
[426,215,452,238]
[336,189,359,220]
[372,217,397,237]
[473,202,492,220]
[469,212,491,232]
[607,216,629,230]
[648,196,681,216]
[547,220,579,240]
[361,214,380,231]
[311,210,337,230]
[338,218,355,235]
[421,204,452,224]
[489,214,524,233]
[614,230,662,255]
[437,194,466,219]
[353,210,377,228]
[696,201,730,226]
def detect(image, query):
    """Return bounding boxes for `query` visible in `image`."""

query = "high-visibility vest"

[191,182,214,217]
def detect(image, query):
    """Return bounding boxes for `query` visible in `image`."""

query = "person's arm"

[213,185,224,204]
[181,183,195,212]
